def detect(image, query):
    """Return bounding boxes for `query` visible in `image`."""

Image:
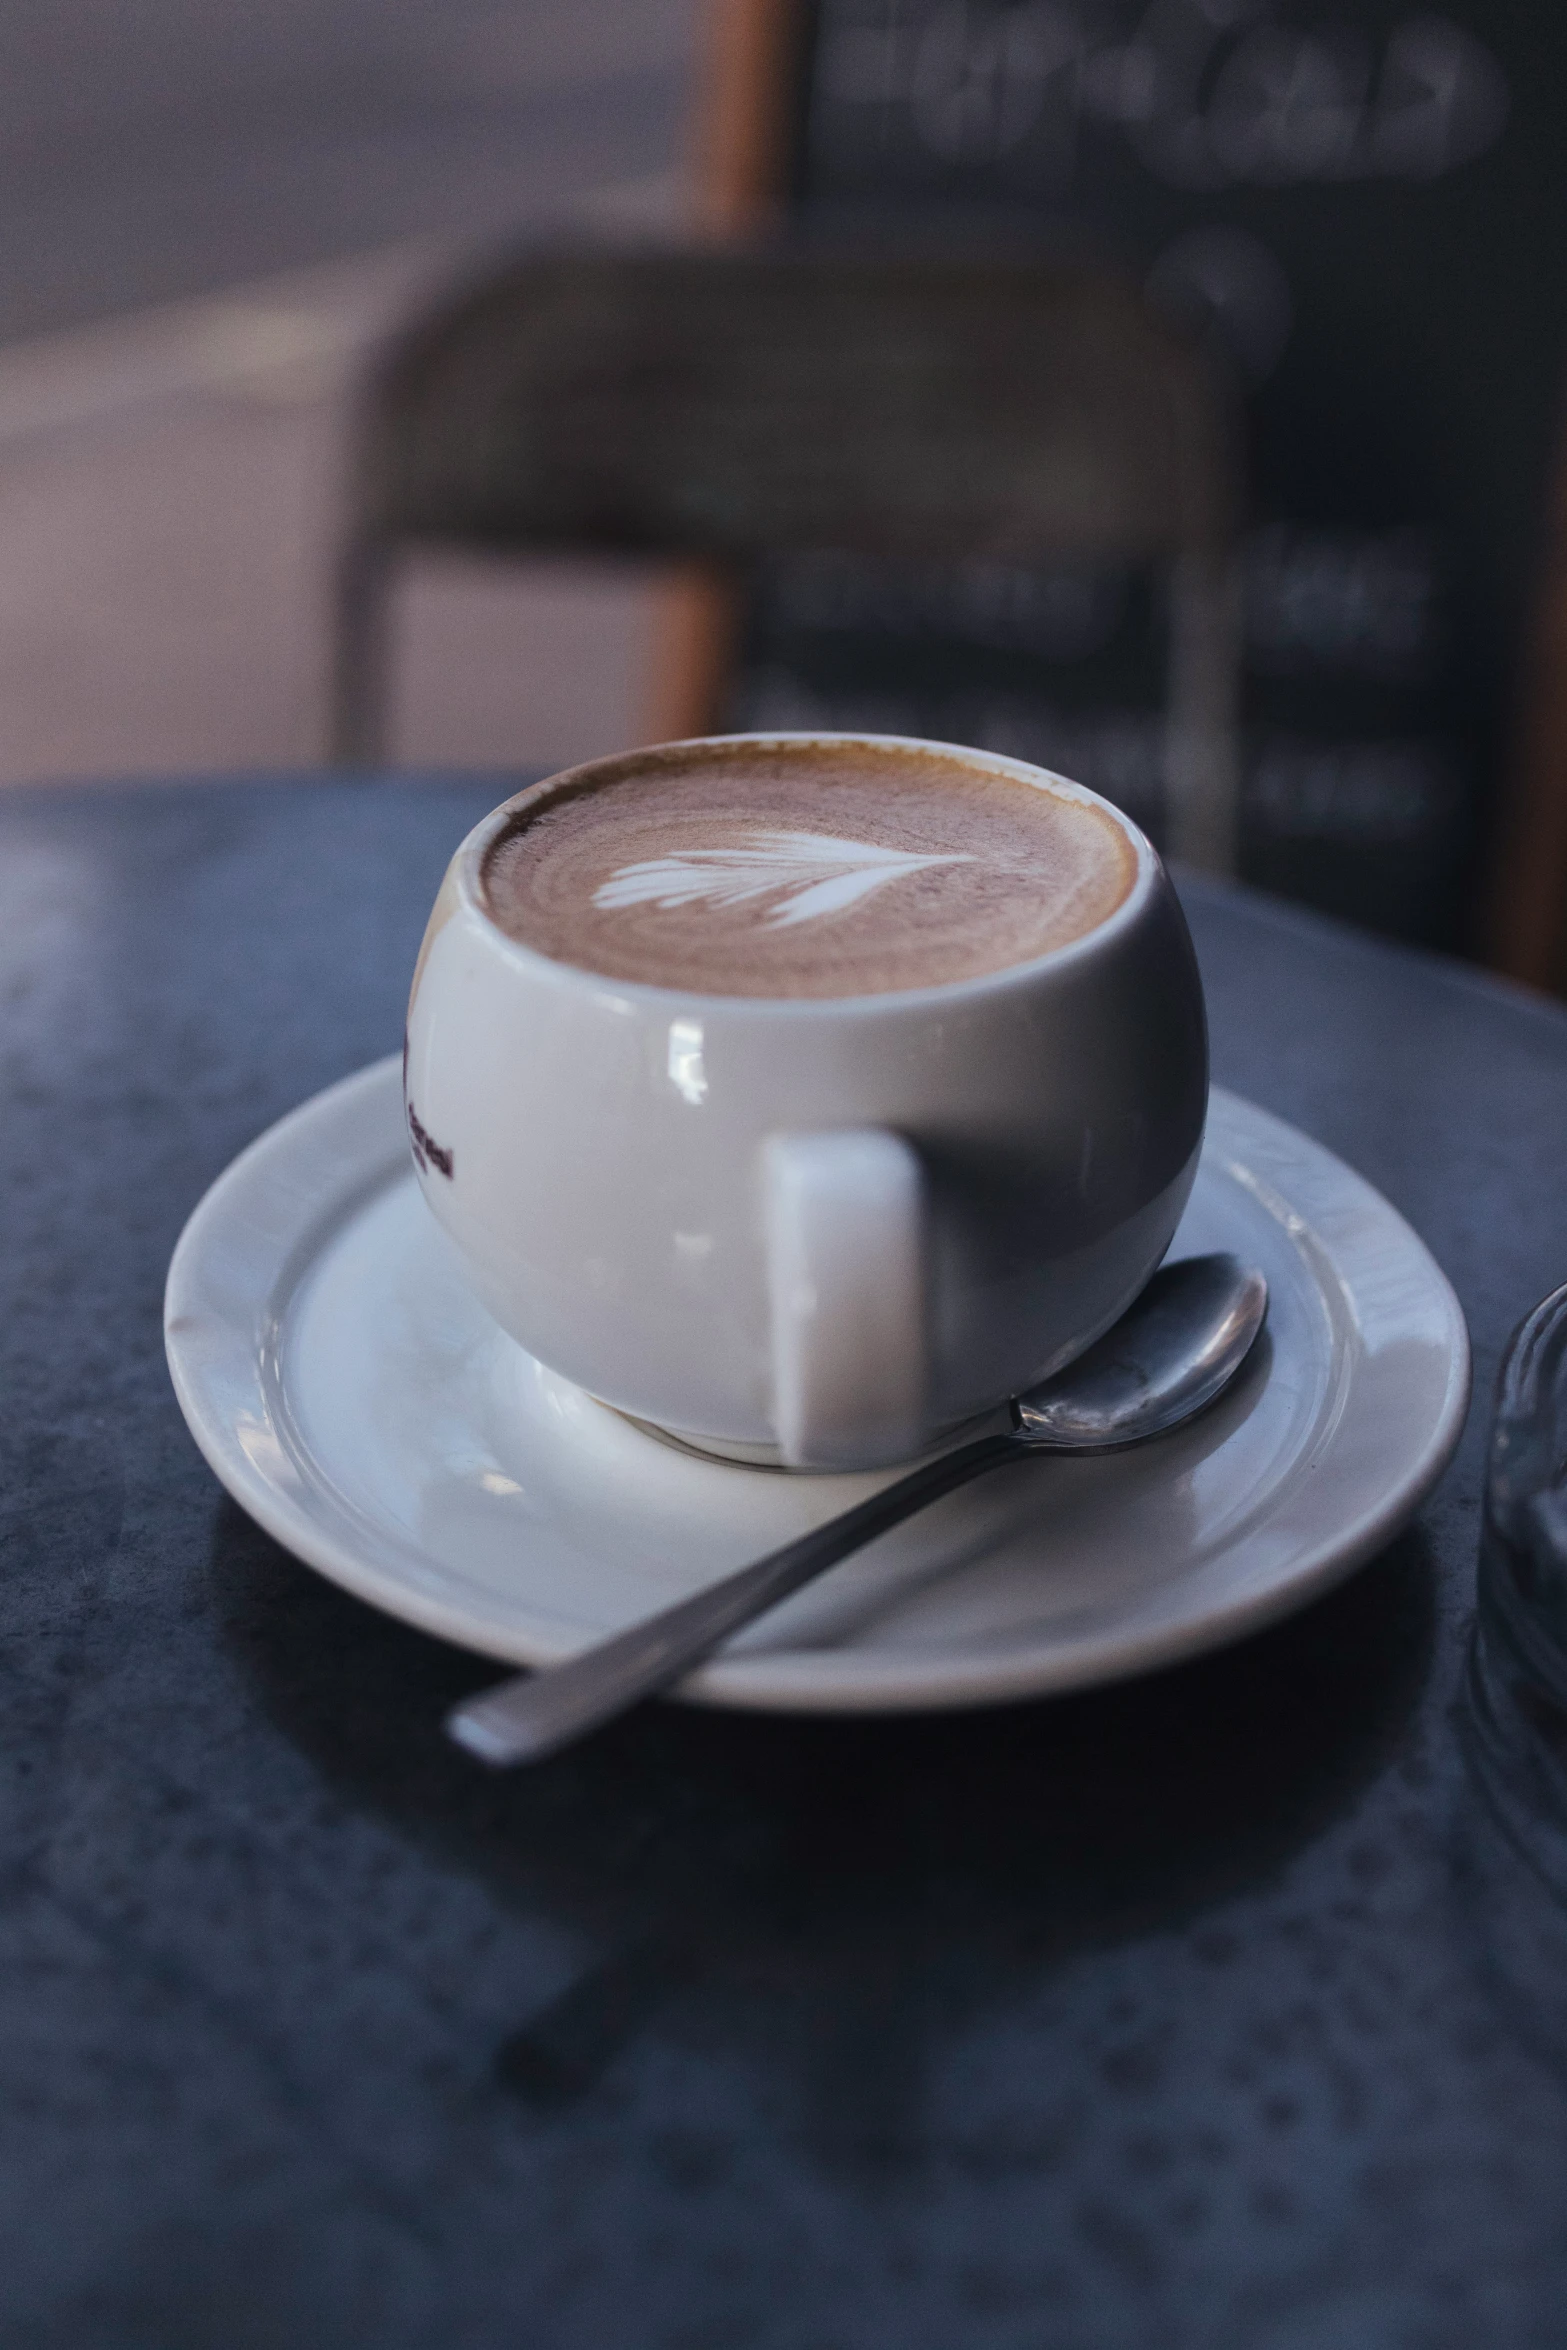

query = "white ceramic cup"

[404,734,1208,1470]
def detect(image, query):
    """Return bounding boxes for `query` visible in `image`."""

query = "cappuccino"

[482,738,1138,998]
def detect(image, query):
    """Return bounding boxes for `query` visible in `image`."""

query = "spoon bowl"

[1014,1253,1269,1451]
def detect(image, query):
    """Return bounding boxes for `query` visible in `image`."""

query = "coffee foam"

[481,740,1139,998]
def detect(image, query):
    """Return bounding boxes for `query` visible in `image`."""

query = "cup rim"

[450,731,1166,1014]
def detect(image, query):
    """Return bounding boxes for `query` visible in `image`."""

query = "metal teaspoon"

[447,1251,1268,1766]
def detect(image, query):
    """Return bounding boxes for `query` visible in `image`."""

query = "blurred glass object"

[1475,1282,1567,1751]
[1459,1283,1567,2039]
[1475,1278,1567,1804]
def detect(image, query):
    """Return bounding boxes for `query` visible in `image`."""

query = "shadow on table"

[212,1501,1435,2162]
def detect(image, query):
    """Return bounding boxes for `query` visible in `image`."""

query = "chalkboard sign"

[726,0,1567,950]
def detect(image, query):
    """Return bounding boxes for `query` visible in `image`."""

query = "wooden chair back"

[333,244,1242,870]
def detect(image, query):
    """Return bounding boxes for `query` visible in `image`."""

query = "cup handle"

[763,1129,927,1470]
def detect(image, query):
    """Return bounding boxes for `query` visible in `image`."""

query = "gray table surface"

[4,774,1567,2350]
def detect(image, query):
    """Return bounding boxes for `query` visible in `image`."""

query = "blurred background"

[0,0,698,789]
[3,0,1565,987]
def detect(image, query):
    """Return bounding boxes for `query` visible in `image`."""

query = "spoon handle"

[447,1429,1023,1765]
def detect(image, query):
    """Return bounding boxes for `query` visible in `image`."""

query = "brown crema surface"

[480,740,1138,997]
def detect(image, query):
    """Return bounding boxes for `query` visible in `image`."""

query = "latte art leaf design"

[592,830,974,930]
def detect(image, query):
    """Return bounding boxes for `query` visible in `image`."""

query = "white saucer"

[165,1061,1470,1716]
